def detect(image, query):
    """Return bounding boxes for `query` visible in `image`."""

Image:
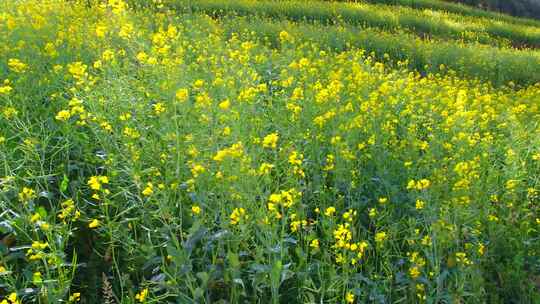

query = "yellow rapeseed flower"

[18,187,36,202]
[69,292,81,302]
[135,288,149,302]
[262,133,279,149]
[345,292,355,303]
[230,207,246,225]
[191,205,201,215]
[142,183,154,196]
[415,199,425,210]
[324,207,336,216]
[375,231,387,244]
[218,99,230,110]
[88,219,100,229]
[55,110,71,121]
[8,58,27,73]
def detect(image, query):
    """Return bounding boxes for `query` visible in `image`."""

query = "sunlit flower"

[88,219,100,229]
[230,207,246,225]
[262,133,279,149]
[345,292,355,303]
[191,205,201,215]
[135,288,149,302]
[55,110,71,121]
[324,207,336,217]
[375,231,387,244]
[8,58,27,73]
[142,183,154,196]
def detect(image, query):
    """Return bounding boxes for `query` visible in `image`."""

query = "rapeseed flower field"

[0,0,539,303]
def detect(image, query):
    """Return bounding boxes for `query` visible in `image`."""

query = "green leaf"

[60,174,69,193]
[37,207,48,218]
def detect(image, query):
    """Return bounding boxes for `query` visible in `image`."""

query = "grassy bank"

[171,0,540,48]
[208,13,540,86]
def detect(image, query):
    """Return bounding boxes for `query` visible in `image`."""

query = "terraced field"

[0,0,539,303]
